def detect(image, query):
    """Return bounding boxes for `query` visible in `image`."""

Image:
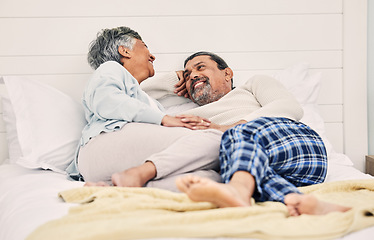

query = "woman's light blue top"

[80,61,165,145]
[66,61,165,179]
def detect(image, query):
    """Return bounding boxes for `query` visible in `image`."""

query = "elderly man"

[171,51,349,216]
[136,51,306,189]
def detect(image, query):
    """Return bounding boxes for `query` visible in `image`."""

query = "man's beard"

[190,77,225,106]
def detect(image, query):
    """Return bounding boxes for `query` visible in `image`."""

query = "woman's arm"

[85,62,165,125]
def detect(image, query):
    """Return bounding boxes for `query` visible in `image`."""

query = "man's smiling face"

[183,55,232,106]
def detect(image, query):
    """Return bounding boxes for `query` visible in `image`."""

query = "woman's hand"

[174,71,190,98]
[161,115,210,130]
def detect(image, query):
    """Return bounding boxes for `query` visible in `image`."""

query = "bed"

[0,0,373,239]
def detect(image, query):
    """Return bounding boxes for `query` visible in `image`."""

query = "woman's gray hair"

[87,26,142,70]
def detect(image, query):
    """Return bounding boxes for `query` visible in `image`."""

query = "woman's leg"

[78,123,222,191]
[110,127,222,188]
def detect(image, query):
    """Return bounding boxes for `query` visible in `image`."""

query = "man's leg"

[176,171,255,207]
[220,117,329,202]
[284,193,351,216]
[147,169,222,192]
[178,118,350,215]
[176,173,351,216]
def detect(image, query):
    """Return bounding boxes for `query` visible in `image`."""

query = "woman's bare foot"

[176,174,253,208]
[84,181,110,187]
[111,161,157,187]
[284,193,351,216]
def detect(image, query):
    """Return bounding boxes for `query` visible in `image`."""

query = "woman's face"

[126,39,156,83]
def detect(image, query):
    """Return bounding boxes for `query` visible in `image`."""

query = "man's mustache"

[190,76,210,91]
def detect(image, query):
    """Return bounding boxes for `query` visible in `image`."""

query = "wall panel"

[0,15,342,56]
[0,0,342,17]
[0,51,342,75]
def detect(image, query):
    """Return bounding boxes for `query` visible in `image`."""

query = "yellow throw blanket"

[27,179,374,240]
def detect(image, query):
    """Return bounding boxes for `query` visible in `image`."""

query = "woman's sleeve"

[85,63,165,125]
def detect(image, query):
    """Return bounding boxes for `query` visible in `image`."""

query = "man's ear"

[118,46,131,59]
[224,68,234,82]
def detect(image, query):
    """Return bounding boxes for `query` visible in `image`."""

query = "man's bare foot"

[176,175,252,208]
[284,193,351,216]
[111,161,156,187]
[84,181,110,187]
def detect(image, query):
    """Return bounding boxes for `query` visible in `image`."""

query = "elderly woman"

[66,26,223,191]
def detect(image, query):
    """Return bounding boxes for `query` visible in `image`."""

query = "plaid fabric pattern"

[219,117,327,203]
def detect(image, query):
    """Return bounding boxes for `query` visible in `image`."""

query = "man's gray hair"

[87,26,142,69]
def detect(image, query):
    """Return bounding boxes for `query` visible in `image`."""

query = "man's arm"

[240,75,304,122]
[208,120,247,132]
[141,71,193,108]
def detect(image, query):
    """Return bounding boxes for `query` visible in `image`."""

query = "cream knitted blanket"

[27,179,374,240]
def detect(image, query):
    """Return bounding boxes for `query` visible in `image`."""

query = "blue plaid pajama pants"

[219,117,327,203]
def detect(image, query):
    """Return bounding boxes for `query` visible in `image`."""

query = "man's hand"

[174,70,190,98]
[208,120,247,132]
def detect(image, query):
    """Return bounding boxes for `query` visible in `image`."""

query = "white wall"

[0,0,369,170]
[368,0,374,155]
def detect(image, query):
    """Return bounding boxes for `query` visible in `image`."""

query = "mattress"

[0,162,373,240]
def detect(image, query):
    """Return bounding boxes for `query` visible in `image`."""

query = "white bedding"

[0,162,373,240]
[0,164,83,240]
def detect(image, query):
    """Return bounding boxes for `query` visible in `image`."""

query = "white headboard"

[0,0,368,171]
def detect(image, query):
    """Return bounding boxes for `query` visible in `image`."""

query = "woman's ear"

[118,46,131,59]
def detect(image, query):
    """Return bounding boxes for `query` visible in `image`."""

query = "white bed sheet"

[0,164,83,240]
[0,162,373,240]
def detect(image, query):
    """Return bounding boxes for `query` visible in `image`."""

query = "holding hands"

[162,114,247,132]
[161,115,210,130]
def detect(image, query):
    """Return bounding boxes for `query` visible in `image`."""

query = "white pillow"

[273,63,353,166]
[1,95,22,163]
[273,63,324,134]
[1,76,86,173]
